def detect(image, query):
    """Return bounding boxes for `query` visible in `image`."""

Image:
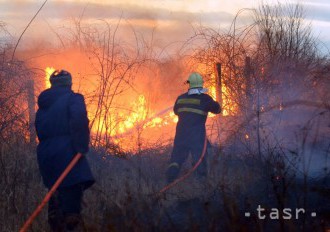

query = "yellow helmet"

[187,72,204,89]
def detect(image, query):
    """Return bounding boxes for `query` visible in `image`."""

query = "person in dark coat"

[166,72,221,183]
[35,70,95,231]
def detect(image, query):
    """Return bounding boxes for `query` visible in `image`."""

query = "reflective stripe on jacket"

[173,92,221,147]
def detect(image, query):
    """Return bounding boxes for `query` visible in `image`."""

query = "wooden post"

[215,62,222,107]
[27,80,36,145]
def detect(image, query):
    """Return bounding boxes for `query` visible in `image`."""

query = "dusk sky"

[1,0,330,52]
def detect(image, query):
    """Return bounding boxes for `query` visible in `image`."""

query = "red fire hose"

[20,135,207,229]
[157,135,208,195]
[19,153,82,232]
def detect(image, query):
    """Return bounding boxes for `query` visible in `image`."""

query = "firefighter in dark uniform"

[166,72,221,183]
[35,70,94,231]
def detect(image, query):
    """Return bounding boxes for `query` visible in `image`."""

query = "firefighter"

[166,72,221,183]
[35,70,94,231]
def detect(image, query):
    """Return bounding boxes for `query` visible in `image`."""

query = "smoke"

[0,1,241,52]
[15,27,191,151]
[6,0,329,153]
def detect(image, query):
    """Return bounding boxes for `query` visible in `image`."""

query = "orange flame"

[45,67,55,89]
[88,92,178,150]
[221,82,236,116]
[196,64,238,116]
[114,95,177,135]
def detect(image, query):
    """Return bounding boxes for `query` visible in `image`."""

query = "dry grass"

[0,120,329,232]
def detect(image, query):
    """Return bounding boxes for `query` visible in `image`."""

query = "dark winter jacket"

[173,92,221,147]
[35,86,94,189]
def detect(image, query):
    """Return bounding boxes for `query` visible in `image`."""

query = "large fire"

[44,63,237,151]
[110,95,178,137]
[45,66,177,150]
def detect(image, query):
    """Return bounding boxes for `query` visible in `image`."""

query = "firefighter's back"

[35,86,94,189]
[173,92,220,145]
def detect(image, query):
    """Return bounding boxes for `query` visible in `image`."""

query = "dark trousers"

[48,184,84,231]
[166,142,208,183]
